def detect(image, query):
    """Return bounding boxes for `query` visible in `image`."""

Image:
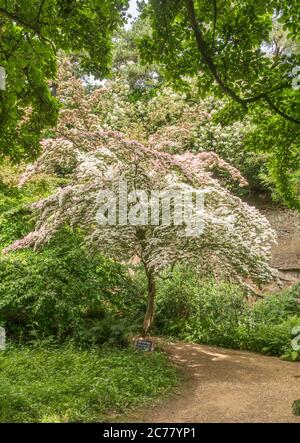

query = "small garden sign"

[134,338,155,352]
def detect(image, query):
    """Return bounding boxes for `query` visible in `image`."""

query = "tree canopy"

[139,0,299,116]
[1,1,299,208]
[0,0,128,161]
[138,0,300,208]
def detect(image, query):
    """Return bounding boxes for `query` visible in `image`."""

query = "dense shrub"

[0,177,144,344]
[75,315,142,347]
[155,268,300,358]
[0,230,140,341]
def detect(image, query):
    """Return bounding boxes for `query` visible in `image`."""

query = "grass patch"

[292,400,300,416]
[0,345,178,422]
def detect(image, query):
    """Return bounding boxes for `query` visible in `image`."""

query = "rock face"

[261,208,300,285]
[244,196,300,290]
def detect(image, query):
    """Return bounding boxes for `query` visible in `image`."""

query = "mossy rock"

[292,400,300,416]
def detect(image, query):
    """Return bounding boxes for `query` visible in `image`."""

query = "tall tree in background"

[0,0,128,161]
[139,0,300,208]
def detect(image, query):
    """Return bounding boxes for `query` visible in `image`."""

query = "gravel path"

[125,342,300,423]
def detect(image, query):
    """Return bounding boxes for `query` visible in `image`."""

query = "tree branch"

[36,0,46,23]
[244,84,290,103]
[264,97,300,125]
[0,7,35,30]
[185,0,300,125]
[212,0,217,48]
[185,0,246,108]
[0,6,55,52]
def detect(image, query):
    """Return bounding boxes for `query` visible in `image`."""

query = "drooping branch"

[0,7,39,32]
[185,0,246,109]
[185,0,300,125]
[264,97,300,125]
[36,0,47,23]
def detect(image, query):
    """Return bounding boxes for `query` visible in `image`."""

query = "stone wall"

[261,208,300,284]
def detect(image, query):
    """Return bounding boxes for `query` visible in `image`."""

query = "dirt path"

[125,342,300,423]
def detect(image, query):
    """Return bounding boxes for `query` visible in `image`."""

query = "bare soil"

[122,341,300,423]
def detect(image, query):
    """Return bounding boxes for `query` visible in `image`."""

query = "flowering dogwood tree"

[5,62,277,334]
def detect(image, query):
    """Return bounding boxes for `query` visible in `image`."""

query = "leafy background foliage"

[0,0,129,160]
[154,267,300,360]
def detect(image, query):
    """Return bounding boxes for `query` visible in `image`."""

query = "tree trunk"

[142,268,156,335]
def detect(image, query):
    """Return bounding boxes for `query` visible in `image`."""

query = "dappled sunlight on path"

[122,342,300,423]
